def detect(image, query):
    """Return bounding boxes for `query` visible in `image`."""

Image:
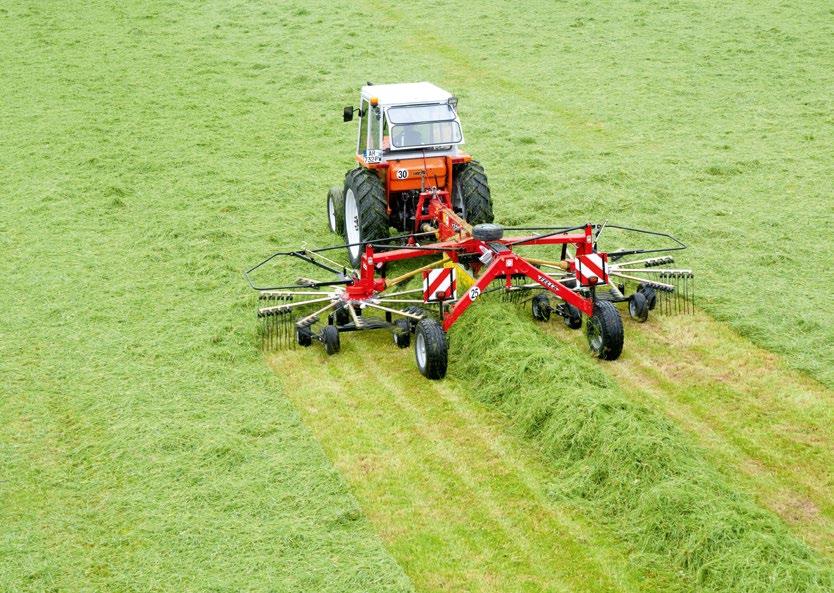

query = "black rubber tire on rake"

[415,318,448,380]
[393,318,410,348]
[322,325,340,355]
[628,292,649,323]
[344,168,389,267]
[531,294,552,321]
[333,304,351,326]
[638,284,657,311]
[453,161,494,225]
[562,303,582,329]
[586,300,624,360]
[296,325,313,347]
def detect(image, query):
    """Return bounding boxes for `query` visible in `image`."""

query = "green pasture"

[1,1,832,592]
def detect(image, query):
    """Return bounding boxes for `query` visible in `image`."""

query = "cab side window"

[357,99,369,154]
[368,106,381,151]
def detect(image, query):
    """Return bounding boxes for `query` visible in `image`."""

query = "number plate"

[364,149,382,164]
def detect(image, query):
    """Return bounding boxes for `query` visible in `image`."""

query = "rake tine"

[690,274,695,314]
[672,272,681,315]
[297,301,338,327]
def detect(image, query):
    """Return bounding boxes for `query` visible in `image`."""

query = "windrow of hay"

[448,300,834,593]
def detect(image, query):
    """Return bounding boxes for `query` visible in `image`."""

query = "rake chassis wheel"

[559,302,583,329]
[628,291,649,323]
[415,319,448,380]
[531,294,552,321]
[321,325,341,355]
[586,301,624,360]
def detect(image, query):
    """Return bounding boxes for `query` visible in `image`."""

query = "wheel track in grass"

[540,309,834,559]
[269,332,681,593]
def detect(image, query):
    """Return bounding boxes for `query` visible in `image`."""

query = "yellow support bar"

[385,255,450,289]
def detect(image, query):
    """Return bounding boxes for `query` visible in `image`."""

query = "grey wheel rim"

[416,332,427,369]
[344,188,360,261]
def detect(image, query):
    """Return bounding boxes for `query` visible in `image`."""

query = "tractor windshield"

[387,103,462,149]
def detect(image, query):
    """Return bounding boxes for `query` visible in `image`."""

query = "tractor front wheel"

[586,301,624,360]
[344,168,388,267]
[415,319,448,380]
[453,161,493,225]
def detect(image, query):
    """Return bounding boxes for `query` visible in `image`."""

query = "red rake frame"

[246,188,691,379]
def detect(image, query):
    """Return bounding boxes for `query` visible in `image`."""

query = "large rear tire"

[453,161,493,225]
[343,168,388,267]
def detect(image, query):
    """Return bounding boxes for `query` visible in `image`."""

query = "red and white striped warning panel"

[422,268,457,302]
[573,253,608,285]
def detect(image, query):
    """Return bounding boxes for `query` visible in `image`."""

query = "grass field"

[2,1,833,592]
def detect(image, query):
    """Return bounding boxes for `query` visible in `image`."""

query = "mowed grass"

[2,0,833,592]
[273,341,678,593]
[0,2,415,592]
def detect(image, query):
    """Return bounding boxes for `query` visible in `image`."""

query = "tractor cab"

[344,82,465,165]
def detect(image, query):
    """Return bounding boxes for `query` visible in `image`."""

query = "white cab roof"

[360,82,452,106]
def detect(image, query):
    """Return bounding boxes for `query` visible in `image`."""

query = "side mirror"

[343,106,354,122]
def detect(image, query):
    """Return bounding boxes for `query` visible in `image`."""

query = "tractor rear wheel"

[586,300,623,360]
[344,168,389,267]
[327,186,345,235]
[415,318,448,380]
[453,161,493,225]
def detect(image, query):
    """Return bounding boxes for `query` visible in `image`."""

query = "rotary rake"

[246,187,693,379]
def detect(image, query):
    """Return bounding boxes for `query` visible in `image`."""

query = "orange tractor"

[327,82,493,265]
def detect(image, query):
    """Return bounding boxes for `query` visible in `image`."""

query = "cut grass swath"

[449,299,834,593]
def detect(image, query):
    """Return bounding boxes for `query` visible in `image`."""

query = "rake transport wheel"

[415,318,448,380]
[327,186,345,234]
[393,318,411,348]
[638,283,657,311]
[453,161,494,225]
[321,325,340,355]
[344,168,388,266]
[628,291,649,323]
[296,326,313,347]
[586,300,624,360]
[333,304,351,326]
[531,294,552,321]
[562,303,583,329]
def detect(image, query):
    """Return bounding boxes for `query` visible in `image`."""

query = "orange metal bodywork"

[354,153,472,216]
[387,157,447,192]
